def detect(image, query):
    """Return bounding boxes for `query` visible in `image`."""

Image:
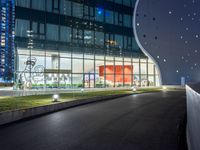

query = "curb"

[0,94,132,126]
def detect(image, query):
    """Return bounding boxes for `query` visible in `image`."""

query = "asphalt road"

[0,90,186,150]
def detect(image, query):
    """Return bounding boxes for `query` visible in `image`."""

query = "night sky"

[134,0,200,85]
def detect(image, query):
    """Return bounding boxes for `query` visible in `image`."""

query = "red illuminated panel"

[99,65,133,83]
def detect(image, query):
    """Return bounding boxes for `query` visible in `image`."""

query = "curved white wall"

[133,0,200,85]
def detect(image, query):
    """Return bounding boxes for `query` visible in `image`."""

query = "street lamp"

[131,86,137,92]
[26,30,34,89]
[52,94,59,102]
[81,88,84,93]
[162,86,167,90]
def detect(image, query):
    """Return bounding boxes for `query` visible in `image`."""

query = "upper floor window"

[72,28,83,44]
[95,8,104,22]
[32,22,45,39]
[60,26,71,42]
[95,31,104,46]
[83,6,95,20]
[132,37,139,50]
[123,36,132,50]
[32,0,45,11]
[105,10,114,24]
[115,0,122,4]
[53,0,60,11]
[123,14,132,28]
[115,34,123,48]
[15,0,30,8]
[15,19,30,37]
[123,0,132,7]
[84,30,94,45]
[114,12,123,26]
[60,0,71,15]
[47,0,60,13]
[72,2,83,18]
[46,24,59,41]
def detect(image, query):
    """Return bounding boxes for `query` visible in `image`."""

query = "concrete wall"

[186,85,200,150]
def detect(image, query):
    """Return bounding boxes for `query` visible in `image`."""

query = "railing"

[186,84,200,150]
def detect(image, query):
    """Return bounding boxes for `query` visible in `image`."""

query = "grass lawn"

[0,88,164,112]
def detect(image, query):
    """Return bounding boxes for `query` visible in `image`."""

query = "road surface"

[0,90,186,150]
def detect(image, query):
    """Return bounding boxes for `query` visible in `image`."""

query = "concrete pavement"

[0,90,187,150]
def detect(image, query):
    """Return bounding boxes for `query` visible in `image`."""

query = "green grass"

[0,88,165,112]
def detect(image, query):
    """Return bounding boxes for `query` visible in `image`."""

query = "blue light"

[105,12,110,17]
[97,8,103,15]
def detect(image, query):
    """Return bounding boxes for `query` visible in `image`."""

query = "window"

[46,0,60,13]
[133,63,139,74]
[53,0,59,10]
[47,0,52,12]
[32,22,45,39]
[124,36,132,50]
[115,12,123,26]
[32,0,45,11]
[40,24,45,34]
[132,37,139,51]
[95,31,104,46]
[105,10,114,24]
[115,35,123,48]
[72,2,83,18]
[73,59,83,73]
[148,63,154,74]
[105,33,115,47]
[123,0,132,7]
[95,8,104,22]
[60,0,71,15]
[32,22,38,34]
[84,59,94,73]
[60,26,71,42]
[83,6,95,20]
[141,63,147,74]
[15,0,30,8]
[115,0,122,4]
[60,58,71,70]
[84,30,94,45]
[127,37,132,50]
[15,19,30,37]
[124,14,132,28]
[72,28,83,44]
[46,24,59,41]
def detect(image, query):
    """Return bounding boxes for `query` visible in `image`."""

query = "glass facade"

[14,0,160,89]
[16,48,159,89]
[0,0,15,83]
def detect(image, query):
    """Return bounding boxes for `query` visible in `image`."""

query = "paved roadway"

[0,90,186,150]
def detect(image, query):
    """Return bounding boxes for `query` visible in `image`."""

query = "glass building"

[0,0,15,83]
[13,0,160,89]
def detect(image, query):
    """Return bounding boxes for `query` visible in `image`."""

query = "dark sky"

[134,0,200,85]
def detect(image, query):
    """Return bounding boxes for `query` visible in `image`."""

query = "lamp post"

[52,94,59,102]
[26,30,34,89]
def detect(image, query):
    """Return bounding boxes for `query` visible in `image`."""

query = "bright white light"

[53,94,59,102]
[81,88,84,92]
[131,86,137,92]
[162,86,167,90]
